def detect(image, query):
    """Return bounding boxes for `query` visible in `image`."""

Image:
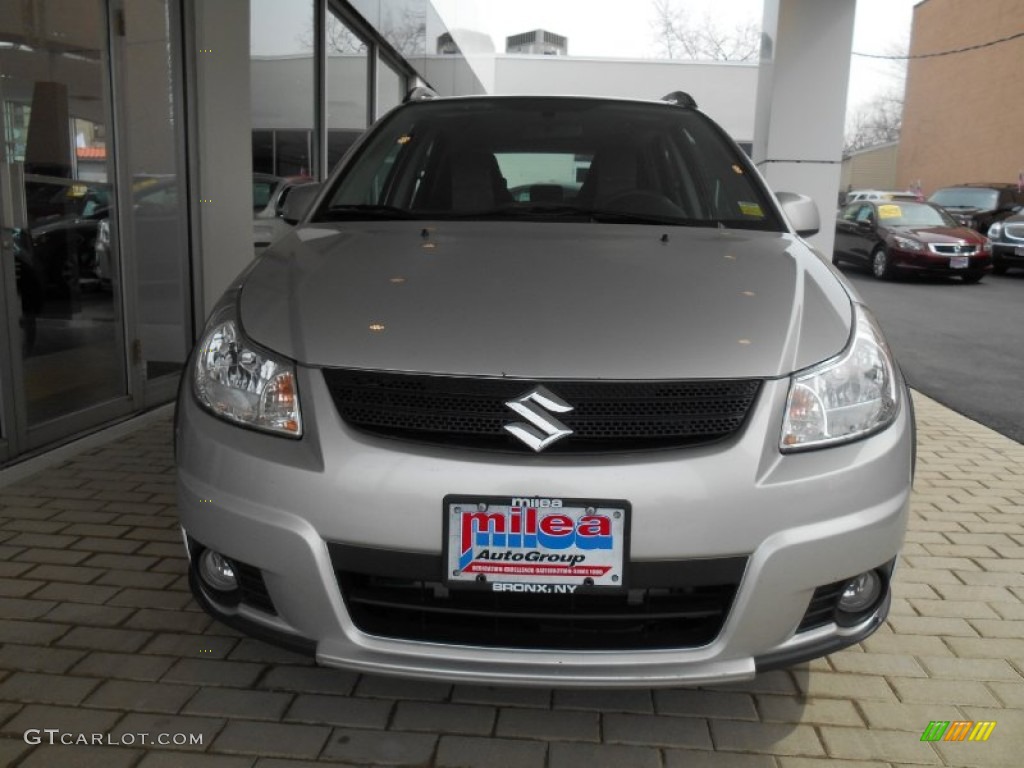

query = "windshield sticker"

[878,204,902,219]
[738,202,763,217]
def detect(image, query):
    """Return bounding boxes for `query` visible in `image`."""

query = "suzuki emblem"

[504,386,574,452]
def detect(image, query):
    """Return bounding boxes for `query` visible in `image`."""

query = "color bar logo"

[920,721,996,742]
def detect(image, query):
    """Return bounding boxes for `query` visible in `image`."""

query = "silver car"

[176,92,914,687]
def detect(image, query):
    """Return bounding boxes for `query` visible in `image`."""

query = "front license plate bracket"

[443,495,629,591]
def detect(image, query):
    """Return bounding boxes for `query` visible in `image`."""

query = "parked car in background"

[927,183,1024,233]
[987,211,1024,275]
[25,178,110,298]
[834,200,991,282]
[95,176,178,290]
[253,173,315,250]
[177,91,914,686]
[844,189,918,205]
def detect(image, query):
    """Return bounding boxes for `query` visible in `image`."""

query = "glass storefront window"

[251,0,315,176]
[122,0,192,381]
[379,0,427,60]
[378,55,405,118]
[1,0,127,426]
[326,9,369,171]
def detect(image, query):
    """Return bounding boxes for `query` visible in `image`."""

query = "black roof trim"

[661,91,698,109]
[404,86,439,103]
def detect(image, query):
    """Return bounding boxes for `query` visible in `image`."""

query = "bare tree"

[381,6,426,58]
[297,7,424,57]
[844,39,909,153]
[844,93,904,153]
[651,0,760,61]
[325,15,367,54]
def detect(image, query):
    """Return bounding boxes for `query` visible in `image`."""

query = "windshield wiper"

[445,204,698,226]
[444,204,592,220]
[320,204,417,220]
[586,209,699,226]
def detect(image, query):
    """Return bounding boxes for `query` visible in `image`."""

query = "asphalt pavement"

[840,265,1024,444]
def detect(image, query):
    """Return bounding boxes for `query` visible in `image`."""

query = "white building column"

[753,0,856,254]
[192,0,254,318]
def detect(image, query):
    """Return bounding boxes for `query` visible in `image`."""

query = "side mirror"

[280,183,322,225]
[776,192,820,237]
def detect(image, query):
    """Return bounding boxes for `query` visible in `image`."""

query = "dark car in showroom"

[833,199,991,282]
[927,183,1024,233]
[176,91,914,687]
[987,211,1024,275]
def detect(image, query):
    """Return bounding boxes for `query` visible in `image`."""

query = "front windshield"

[316,98,782,231]
[876,202,956,228]
[929,187,999,210]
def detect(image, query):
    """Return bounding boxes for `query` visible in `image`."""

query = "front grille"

[797,580,845,632]
[330,544,745,650]
[929,243,979,255]
[1003,223,1024,241]
[322,370,761,453]
[233,561,277,615]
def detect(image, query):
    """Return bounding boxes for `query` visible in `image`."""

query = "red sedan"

[833,200,991,283]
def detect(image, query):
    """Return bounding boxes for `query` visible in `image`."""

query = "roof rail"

[404,85,439,103]
[661,91,698,109]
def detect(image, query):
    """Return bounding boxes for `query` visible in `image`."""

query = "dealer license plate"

[444,495,628,590]
[1016,246,1024,256]
[950,256,969,269]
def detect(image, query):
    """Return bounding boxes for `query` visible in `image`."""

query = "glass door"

[0,0,133,454]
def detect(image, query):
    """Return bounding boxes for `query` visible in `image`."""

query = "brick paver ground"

[0,391,1021,767]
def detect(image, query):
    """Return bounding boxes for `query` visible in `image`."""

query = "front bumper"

[992,243,1024,265]
[176,369,913,687]
[889,248,991,275]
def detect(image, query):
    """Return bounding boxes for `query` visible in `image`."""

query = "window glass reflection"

[379,0,426,59]
[122,0,191,380]
[251,0,314,176]
[326,10,368,171]
[377,56,404,118]
[1,0,127,425]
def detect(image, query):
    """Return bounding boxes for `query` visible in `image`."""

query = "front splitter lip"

[314,648,757,688]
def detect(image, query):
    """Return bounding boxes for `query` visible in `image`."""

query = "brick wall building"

[896,0,1024,195]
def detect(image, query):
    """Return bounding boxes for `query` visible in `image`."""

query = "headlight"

[781,306,899,451]
[193,316,302,437]
[890,235,923,252]
[987,221,1003,239]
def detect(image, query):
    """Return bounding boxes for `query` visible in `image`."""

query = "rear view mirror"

[280,183,322,224]
[776,192,820,237]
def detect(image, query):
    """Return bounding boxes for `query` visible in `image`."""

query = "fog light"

[837,571,881,614]
[198,549,238,592]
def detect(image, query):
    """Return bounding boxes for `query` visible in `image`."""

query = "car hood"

[239,222,852,380]
[884,225,985,243]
